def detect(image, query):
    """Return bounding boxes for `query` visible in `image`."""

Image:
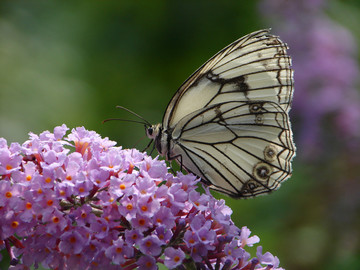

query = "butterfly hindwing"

[168,101,294,197]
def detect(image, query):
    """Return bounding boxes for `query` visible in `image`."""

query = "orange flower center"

[52,216,59,223]
[26,202,32,209]
[138,219,145,226]
[11,221,19,228]
[70,236,76,243]
[45,177,52,183]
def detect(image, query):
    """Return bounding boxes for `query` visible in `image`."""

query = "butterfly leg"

[142,139,154,153]
[167,152,187,174]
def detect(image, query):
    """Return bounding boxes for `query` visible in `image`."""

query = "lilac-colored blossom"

[0,147,22,175]
[138,235,163,256]
[256,246,283,270]
[153,206,176,228]
[42,208,68,234]
[164,247,185,268]
[137,255,157,270]
[130,213,152,232]
[89,217,110,239]
[124,229,143,245]
[105,238,133,265]
[109,174,135,197]
[154,225,173,245]
[239,226,260,247]
[1,125,285,269]
[58,230,88,255]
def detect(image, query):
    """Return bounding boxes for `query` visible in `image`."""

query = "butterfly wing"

[163,29,293,129]
[169,101,295,197]
[160,29,295,197]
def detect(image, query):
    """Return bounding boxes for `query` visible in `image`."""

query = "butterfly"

[146,29,295,198]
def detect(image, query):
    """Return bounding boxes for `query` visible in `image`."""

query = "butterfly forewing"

[153,29,295,198]
[163,29,293,128]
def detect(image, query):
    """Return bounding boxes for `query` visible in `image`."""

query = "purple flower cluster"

[1,125,283,269]
[260,0,360,157]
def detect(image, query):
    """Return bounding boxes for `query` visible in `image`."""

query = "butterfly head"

[146,123,168,157]
[145,124,161,140]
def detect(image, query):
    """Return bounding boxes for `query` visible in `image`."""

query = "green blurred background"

[1,1,360,269]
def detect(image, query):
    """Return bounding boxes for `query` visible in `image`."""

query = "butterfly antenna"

[116,105,152,127]
[102,118,148,125]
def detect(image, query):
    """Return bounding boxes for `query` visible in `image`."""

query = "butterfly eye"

[147,127,153,136]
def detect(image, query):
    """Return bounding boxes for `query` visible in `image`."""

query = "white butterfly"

[146,29,295,198]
